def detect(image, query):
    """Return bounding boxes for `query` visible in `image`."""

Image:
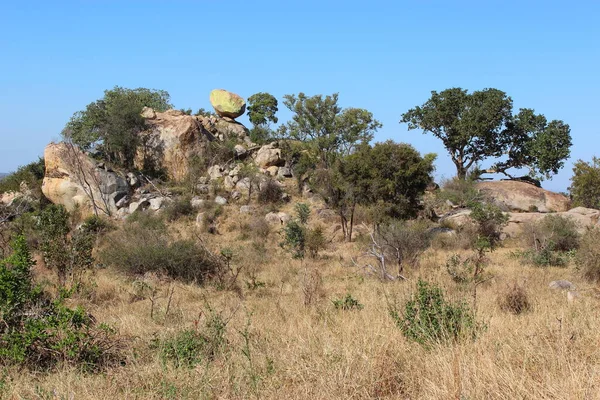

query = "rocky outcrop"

[254,142,284,168]
[504,207,600,237]
[476,180,570,213]
[42,143,129,216]
[209,89,246,119]
[139,108,253,182]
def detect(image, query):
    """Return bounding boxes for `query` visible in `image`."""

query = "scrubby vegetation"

[2,84,598,398]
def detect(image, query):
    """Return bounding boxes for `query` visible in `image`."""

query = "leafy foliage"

[62,86,171,168]
[154,310,226,369]
[570,157,600,209]
[0,236,122,371]
[332,294,364,310]
[279,92,381,167]
[401,88,571,181]
[100,213,224,283]
[38,205,94,287]
[247,92,278,127]
[390,280,480,347]
[340,140,436,221]
[281,220,306,259]
[0,158,45,195]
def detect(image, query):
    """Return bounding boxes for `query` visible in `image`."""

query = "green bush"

[0,158,45,195]
[154,308,226,369]
[38,205,94,287]
[306,226,326,258]
[520,214,579,267]
[576,228,600,282]
[101,214,223,283]
[332,294,363,310]
[295,203,311,224]
[570,157,600,209]
[0,236,122,371]
[390,280,480,347]
[469,202,508,251]
[281,220,305,259]
[438,177,483,208]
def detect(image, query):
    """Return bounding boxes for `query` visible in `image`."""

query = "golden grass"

[3,207,600,399]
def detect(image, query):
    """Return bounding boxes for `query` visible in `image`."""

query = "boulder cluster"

[39,89,295,219]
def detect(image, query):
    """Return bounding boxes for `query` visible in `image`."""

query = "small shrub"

[438,177,483,208]
[333,294,364,310]
[38,205,94,287]
[81,214,114,234]
[570,157,600,209]
[469,202,508,251]
[576,227,600,282]
[258,180,283,204]
[375,220,432,270]
[499,283,531,314]
[101,214,224,283]
[163,196,194,222]
[154,308,226,369]
[0,236,122,371]
[295,203,311,224]
[445,254,475,284]
[520,214,579,267]
[390,279,480,347]
[281,220,305,259]
[0,158,45,195]
[306,226,326,258]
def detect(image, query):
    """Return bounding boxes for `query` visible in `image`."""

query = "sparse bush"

[101,214,223,283]
[154,307,226,369]
[81,214,114,235]
[522,214,579,252]
[281,220,305,259]
[333,294,363,310]
[438,177,483,208]
[258,180,283,204]
[445,254,475,284]
[469,202,508,251]
[0,236,122,372]
[390,279,480,347]
[295,203,311,224]
[162,196,194,222]
[0,158,45,196]
[306,226,326,258]
[38,205,94,287]
[520,214,579,267]
[375,220,432,271]
[499,283,531,314]
[576,227,600,282]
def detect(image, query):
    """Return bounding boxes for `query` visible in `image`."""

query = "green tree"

[491,108,572,180]
[247,92,278,127]
[570,157,600,209]
[247,92,278,144]
[279,93,382,168]
[401,88,571,181]
[317,141,435,242]
[62,86,172,168]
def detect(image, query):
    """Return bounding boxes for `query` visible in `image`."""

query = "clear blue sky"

[1,0,598,191]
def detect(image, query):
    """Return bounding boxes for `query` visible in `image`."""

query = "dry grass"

[4,203,600,399]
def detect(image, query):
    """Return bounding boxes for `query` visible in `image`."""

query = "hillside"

[0,89,599,399]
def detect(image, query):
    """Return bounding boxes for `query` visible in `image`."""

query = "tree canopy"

[570,157,600,209]
[279,93,382,168]
[315,140,436,241]
[62,86,172,168]
[247,92,278,127]
[400,88,571,181]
